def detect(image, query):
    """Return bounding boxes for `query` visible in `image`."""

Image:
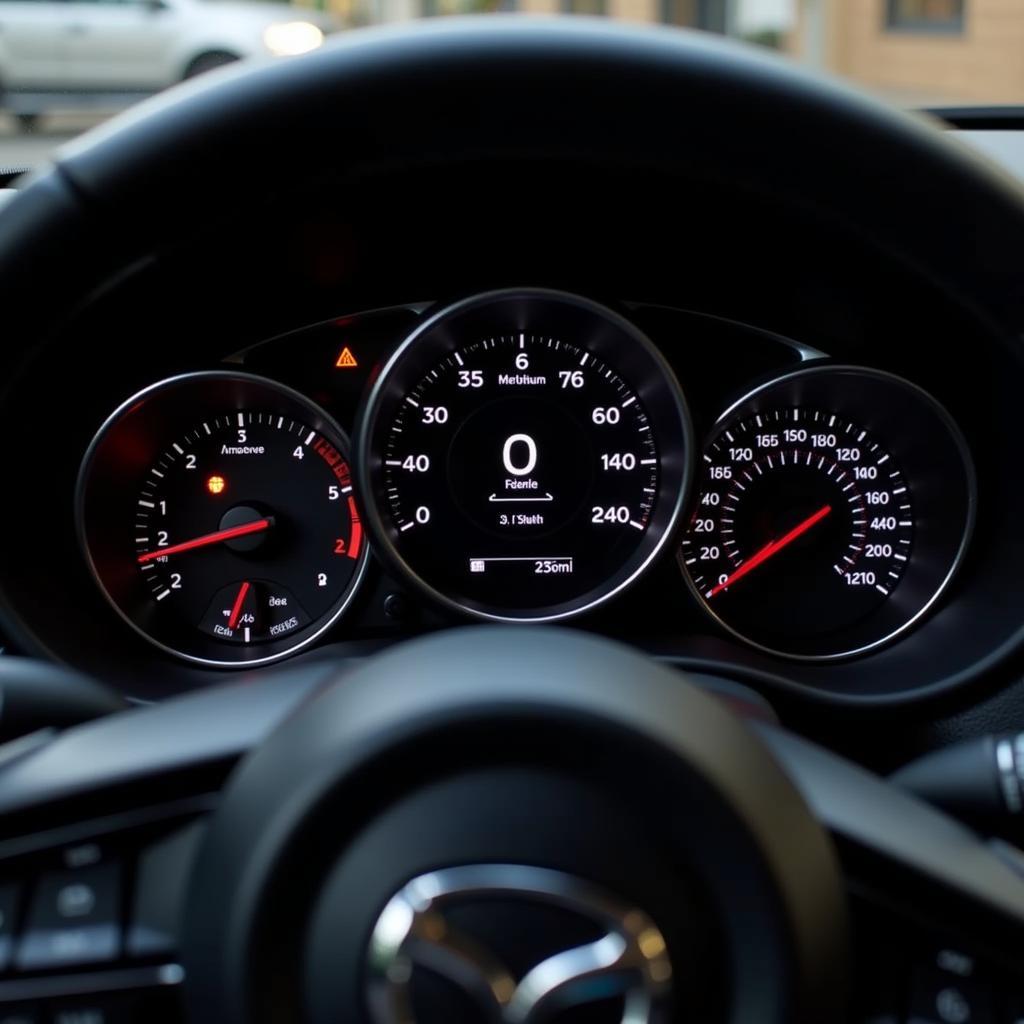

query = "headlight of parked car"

[263,21,325,57]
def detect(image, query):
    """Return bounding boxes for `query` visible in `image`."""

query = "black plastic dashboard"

[1,226,1022,725]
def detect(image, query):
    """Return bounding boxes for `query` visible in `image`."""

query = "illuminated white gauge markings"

[358,289,694,621]
[682,405,914,656]
[79,373,370,669]
[381,335,659,542]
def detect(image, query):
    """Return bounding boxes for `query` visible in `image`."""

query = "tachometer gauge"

[78,373,367,667]
[681,366,974,659]
[356,289,694,620]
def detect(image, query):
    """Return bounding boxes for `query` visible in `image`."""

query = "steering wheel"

[2,17,1024,1024]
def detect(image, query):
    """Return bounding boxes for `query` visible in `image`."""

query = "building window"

[561,0,607,14]
[659,0,725,31]
[886,0,964,33]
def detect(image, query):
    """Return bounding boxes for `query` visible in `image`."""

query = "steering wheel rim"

[3,17,1024,393]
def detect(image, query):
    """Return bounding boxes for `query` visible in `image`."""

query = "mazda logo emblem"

[367,864,672,1023]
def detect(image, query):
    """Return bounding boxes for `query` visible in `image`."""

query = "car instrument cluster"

[75,289,976,672]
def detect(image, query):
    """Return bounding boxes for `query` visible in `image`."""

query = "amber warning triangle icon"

[335,346,358,369]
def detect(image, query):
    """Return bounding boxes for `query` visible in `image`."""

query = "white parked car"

[0,0,338,130]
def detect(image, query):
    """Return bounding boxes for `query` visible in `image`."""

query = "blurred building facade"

[325,0,1024,106]
[794,0,1024,104]
[341,0,729,30]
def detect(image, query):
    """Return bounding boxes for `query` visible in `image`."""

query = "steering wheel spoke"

[0,637,1014,1022]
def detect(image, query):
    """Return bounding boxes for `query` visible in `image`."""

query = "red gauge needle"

[708,504,832,599]
[227,581,251,630]
[136,517,273,564]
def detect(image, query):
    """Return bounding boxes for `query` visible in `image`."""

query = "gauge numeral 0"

[503,434,537,477]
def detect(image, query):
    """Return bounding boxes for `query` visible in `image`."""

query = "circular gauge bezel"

[76,371,369,668]
[679,364,977,661]
[355,288,695,622]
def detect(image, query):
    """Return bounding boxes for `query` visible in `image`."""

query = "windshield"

[0,0,1014,171]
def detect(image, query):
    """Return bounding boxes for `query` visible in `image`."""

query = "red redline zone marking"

[314,439,353,488]
[346,495,362,560]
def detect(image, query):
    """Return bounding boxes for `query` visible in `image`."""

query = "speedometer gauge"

[356,289,693,620]
[78,373,367,667]
[681,366,974,659]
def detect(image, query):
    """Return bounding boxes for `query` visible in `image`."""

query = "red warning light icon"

[335,346,358,369]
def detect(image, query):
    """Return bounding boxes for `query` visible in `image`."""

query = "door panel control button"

[16,864,121,970]
[47,1001,126,1024]
[908,963,993,1024]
